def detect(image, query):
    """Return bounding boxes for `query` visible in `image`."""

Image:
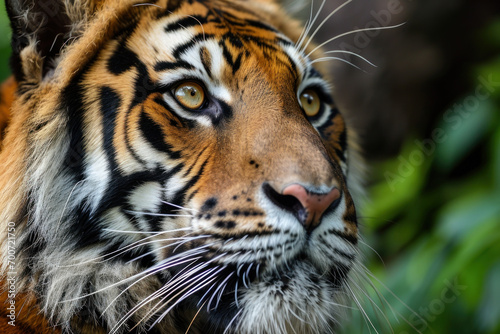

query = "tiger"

[0,0,365,333]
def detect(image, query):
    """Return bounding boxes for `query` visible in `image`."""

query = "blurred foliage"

[344,18,500,334]
[0,2,10,81]
[0,2,498,334]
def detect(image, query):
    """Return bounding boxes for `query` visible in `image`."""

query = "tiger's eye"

[174,82,205,110]
[300,89,321,117]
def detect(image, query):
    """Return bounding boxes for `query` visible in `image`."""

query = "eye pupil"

[174,82,205,110]
[300,89,321,117]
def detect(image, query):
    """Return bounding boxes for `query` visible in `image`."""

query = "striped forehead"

[133,7,309,93]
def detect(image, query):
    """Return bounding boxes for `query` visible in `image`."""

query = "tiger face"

[0,0,361,333]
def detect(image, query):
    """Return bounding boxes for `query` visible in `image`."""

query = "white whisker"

[188,15,206,41]
[223,309,242,334]
[185,300,207,334]
[172,234,212,253]
[56,231,194,268]
[124,209,193,217]
[102,227,191,234]
[138,264,214,321]
[349,271,394,333]
[243,263,253,289]
[346,281,380,334]
[310,56,365,71]
[297,0,327,51]
[234,279,239,308]
[361,267,425,333]
[210,272,234,311]
[126,235,211,264]
[132,3,162,8]
[358,239,386,266]
[109,250,223,333]
[296,0,317,49]
[324,50,377,67]
[160,200,198,212]
[307,23,407,58]
[301,0,354,53]
[147,265,226,328]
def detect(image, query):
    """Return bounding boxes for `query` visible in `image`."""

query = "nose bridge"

[235,90,337,190]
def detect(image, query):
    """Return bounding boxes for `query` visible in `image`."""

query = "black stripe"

[95,168,166,219]
[124,58,156,167]
[220,41,233,69]
[139,108,182,159]
[329,260,351,287]
[308,67,323,79]
[61,53,100,181]
[328,229,358,245]
[152,96,187,128]
[222,32,244,49]
[154,60,194,72]
[172,33,215,59]
[107,43,140,75]
[71,202,105,248]
[338,126,347,153]
[99,86,121,172]
[171,158,209,205]
[219,40,244,75]
[130,58,155,109]
[164,15,208,33]
[276,36,293,47]
[18,227,47,279]
[232,52,243,75]
[245,19,278,33]
[280,48,298,78]
[333,248,356,261]
[183,146,209,177]
[343,209,357,226]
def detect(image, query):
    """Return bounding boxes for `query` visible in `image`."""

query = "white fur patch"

[237,261,347,334]
[128,181,163,213]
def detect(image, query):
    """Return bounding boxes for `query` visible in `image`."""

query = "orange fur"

[0,76,16,144]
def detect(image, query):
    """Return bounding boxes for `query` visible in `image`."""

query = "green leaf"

[362,140,431,227]
[435,99,494,172]
[477,262,500,331]
[436,191,500,241]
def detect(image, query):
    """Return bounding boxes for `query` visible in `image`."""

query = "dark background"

[1,0,499,333]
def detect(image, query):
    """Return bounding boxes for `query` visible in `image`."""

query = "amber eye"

[174,82,205,110]
[300,89,321,117]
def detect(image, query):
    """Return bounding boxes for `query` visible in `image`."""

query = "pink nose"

[282,184,341,230]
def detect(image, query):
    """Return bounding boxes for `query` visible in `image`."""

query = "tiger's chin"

[235,260,348,334]
[168,256,349,334]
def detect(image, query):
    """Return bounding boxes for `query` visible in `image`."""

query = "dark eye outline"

[171,80,208,111]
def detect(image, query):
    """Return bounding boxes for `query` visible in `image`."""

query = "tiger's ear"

[5,0,97,82]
